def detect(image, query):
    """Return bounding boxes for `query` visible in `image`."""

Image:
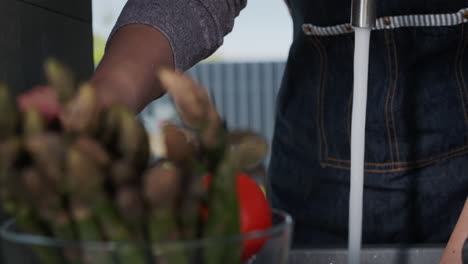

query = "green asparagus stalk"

[63,84,101,136]
[44,58,76,104]
[69,200,103,241]
[99,105,121,148]
[24,133,67,192]
[16,213,66,264]
[63,142,115,264]
[115,185,145,239]
[100,106,152,247]
[117,105,150,173]
[67,102,149,261]
[20,167,83,264]
[0,83,20,141]
[143,163,181,234]
[66,145,147,264]
[5,195,65,264]
[0,146,59,263]
[143,163,189,264]
[202,132,268,264]
[74,136,111,167]
[95,197,148,264]
[227,131,269,171]
[177,173,203,242]
[0,138,26,215]
[158,69,242,264]
[0,137,22,194]
[21,168,75,239]
[202,148,241,264]
[109,159,147,239]
[22,118,78,259]
[69,200,116,264]
[66,143,107,197]
[99,104,150,173]
[110,159,136,186]
[162,123,206,247]
[23,108,45,136]
[0,137,24,220]
[157,69,221,135]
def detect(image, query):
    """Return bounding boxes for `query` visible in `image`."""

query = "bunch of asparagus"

[0,59,269,264]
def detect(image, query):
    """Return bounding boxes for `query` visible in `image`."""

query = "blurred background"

[92,0,293,161]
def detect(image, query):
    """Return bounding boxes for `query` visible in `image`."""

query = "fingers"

[17,86,62,123]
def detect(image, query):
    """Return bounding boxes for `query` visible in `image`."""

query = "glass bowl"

[1,209,293,264]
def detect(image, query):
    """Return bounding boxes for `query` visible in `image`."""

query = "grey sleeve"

[110,0,247,71]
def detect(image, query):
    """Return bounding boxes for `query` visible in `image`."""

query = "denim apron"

[268,0,468,246]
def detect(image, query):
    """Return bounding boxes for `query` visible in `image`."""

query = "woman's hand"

[17,86,63,123]
[440,198,468,264]
[91,24,175,113]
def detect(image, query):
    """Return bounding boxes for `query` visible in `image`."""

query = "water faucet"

[351,0,376,28]
[348,2,376,264]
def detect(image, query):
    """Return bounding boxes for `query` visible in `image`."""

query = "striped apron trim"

[302,7,468,36]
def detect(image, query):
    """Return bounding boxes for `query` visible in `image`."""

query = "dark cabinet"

[0,0,93,96]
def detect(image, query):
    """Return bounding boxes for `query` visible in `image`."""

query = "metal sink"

[289,245,444,264]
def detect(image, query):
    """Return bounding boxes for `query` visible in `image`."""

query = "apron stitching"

[390,30,401,163]
[316,36,330,159]
[459,25,468,119]
[323,146,468,172]
[327,144,468,166]
[454,24,468,129]
[307,35,325,163]
[384,30,396,168]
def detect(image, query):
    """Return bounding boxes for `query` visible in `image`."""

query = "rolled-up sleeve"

[110,0,247,71]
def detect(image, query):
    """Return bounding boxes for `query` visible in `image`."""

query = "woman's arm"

[91,0,247,113]
[91,24,174,113]
[19,0,247,115]
[440,198,468,264]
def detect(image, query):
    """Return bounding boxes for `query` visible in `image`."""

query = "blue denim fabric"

[269,0,468,246]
